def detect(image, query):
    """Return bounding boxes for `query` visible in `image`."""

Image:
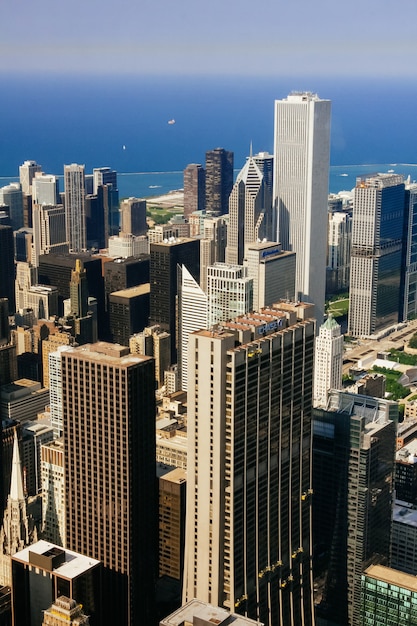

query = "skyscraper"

[348,174,405,337]
[205,148,234,215]
[313,314,343,407]
[313,390,397,625]
[273,92,331,324]
[32,173,59,206]
[178,265,208,391]
[19,160,41,195]
[32,203,68,266]
[183,311,316,626]
[120,197,147,236]
[62,342,157,626]
[402,182,417,320]
[0,183,24,231]
[64,164,86,253]
[184,163,206,218]
[0,225,15,313]
[225,154,272,266]
[150,238,200,361]
[207,263,253,327]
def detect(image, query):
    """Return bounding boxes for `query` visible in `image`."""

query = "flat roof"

[161,598,262,626]
[364,564,417,592]
[110,283,150,298]
[393,503,417,527]
[12,540,100,579]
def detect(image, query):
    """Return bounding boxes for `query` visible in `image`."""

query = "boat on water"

[168,119,175,125]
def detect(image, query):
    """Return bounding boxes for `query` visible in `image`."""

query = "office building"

[11,540,101,626]
[104,255,150,301]
[205,148,234,216]
[158,465,186,583]
[62,342,157,626]
[108,233,148,258]
[395,440,417,505]
[38,253,105,329]
[178,265,208,391]
[403,183,417,320]
[273,92,331,324]
[391,502,417,575]
[313,390,397,625]
[14,228,33,263]
[225,153,272,266]
[184,164,205,218]
[108,284,150,345]
[348,174,405,337]
[48,347,72,438]
[0,227,15,313]
[120,196,147,236]
[42,596,89,626]
[32,203,67,266]
[252,151,273,195]
[32,173,59,206]
[21,421,54,496]
[200,216,228,292]
[161,599,262,626]
[243,241,295,311]
[327,209,352,295]
[313,314,343,407]
[207,263,253,327]
[183,313,316,626]
[19,161,41,196]
[41,439,65,547]
[0,379,49,424]
[361,564,417,626]
[64,164,86,253]
[0,183,24,231]
[150,239,199,361]
[130,325,171,388]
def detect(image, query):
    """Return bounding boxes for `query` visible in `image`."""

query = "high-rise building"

[348,174,405,337]
[327,209,352,296]
[403,183,417,321]
[361,565,417,626]
[0,226,15,313]
[150,239,200,361]
[205,148,234,216]
[183,312,316,626]
[158,465,186,584]
[313,314,343,407]
[120,197,147,236]
[225,154,272,266]
[19,161,41,196]
[273,92,331,324]
[177,265,208,391]
[184,164,205,218]
[207,263,253,327]
[0,183,24,231]
[108,284,150,345]
[31,173,59,206]
[252,151,273,195]
[11,540,101,626]
[161,599,263,626]
[32,204,67,266]
[243,241,295,311]
[313,390,397,625]
[62,342,157,626]
[64,164,86,253]
[92,167,117,195]
[130,325,171,388]
[200,216,228,292]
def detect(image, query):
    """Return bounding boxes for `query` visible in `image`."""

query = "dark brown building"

[183,164,205,218]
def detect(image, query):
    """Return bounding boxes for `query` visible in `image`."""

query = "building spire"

[249,141,253,158]
[10,429,25,501]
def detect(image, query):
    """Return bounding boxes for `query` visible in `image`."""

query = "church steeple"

[10,429,25,501]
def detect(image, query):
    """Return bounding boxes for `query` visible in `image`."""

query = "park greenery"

[371,365,409,400]
[326,294,349,319]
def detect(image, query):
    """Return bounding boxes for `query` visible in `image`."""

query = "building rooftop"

[393,503,417,527]
[12,540,100,579]
[63,342,152,367]
[110,283,150,298]
[364,564,417,592]
[160,598,262,626]
[396,438,417,463]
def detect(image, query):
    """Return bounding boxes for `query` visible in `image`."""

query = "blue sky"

[2,0,417,76]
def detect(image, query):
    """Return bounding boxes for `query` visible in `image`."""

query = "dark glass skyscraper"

[183,163,206,218]
[205,148,234,216]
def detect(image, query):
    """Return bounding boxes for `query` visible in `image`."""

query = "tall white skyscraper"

[178,265,208,391]
[64,164,86,253]
[32,203,68,266]
[313,314,343,407]
[225,153,272,266]
[19,160,41,195]
[273,92,331,324]
[32,173,59,206]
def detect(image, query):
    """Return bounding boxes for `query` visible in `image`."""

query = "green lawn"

[327,298,349,318]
